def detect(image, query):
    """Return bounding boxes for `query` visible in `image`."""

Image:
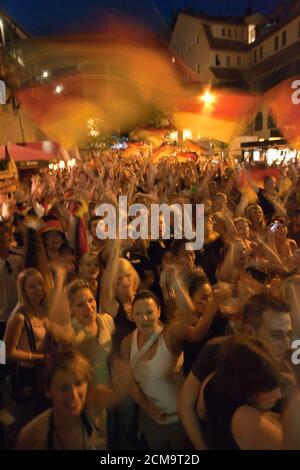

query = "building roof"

[0,9,30,38]
[250,0,300,48]
[181,12,245,25]
[202,23,248,52]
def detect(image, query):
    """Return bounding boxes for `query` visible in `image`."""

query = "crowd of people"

[0,147,300,450]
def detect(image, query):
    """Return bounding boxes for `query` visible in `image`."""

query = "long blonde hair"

[16,268,47,317]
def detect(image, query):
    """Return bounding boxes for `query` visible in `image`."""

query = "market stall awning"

[0,144,57,162]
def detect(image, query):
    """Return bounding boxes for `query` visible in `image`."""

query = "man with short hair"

[177,293,293,449]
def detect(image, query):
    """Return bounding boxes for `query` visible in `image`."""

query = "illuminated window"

[248,24,256,44]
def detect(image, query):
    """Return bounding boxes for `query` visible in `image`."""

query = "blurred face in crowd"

[191,283,213,319]
[133,297,160,335]
[272,220,288,240]
[204,217,214,238]
[212,215,226,236]
[44,230,64,253]
[177,244,195,270]
[256,310,292,361]
[264,176,277,196]
[213,194,227,213]
[71,288,97,326]
[24,272,46,307]
[204,199,212,216]
[235,219,250,240]
[249,205,264,225]
[49,369,88,417]
[79,255,100,281]
[116,265,134,302]
[233,239,248,269]
[208,181,217,198]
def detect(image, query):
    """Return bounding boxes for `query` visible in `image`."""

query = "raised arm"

[100,238,121,317]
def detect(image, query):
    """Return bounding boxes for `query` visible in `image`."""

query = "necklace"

[53,418,86,450]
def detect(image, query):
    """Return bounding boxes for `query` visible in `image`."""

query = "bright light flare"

[200,91,215,107]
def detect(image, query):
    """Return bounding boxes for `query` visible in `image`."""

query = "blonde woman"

[67,279,115,386]
[101,239,140,355]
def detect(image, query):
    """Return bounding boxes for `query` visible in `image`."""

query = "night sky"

[0,0,283,36]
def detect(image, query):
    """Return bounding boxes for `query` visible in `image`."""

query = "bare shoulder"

[15,409,51,450]
[231,405,282,450]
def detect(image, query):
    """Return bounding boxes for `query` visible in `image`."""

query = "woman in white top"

[121,289,217,450]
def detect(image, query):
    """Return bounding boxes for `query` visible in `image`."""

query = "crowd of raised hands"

[0,147,300,450]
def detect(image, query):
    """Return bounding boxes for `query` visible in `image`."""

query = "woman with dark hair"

[197,335,284,449]
[121,289,217,450]
[183,274,226,376]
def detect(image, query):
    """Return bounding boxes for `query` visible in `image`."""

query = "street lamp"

[200,91,215,106]
[54,84,64,94]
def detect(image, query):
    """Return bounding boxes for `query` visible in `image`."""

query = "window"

[234,29,238,37]
[267,112,276,129]
[197,63,200,74]
[195,35,199,44]
[298,21,300,37]
[253,50,257,63]
[237,56,242,67]
[222,28,225,37]
[254,112,263,131]
[248,24,256,43]
[228,28,231,37]
[259,46,263,60]
[282,30,287,47]
[274,35,279,51]
[215,54,221,66]
[227,56,231,66]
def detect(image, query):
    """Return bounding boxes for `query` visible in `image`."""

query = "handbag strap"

[24,315,37,353]
[130,326,164,370]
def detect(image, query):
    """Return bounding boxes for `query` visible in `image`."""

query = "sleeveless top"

[72,313,114,385]
[112,303,135,355]
[130,329,183,425]
[17,407,107,450]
